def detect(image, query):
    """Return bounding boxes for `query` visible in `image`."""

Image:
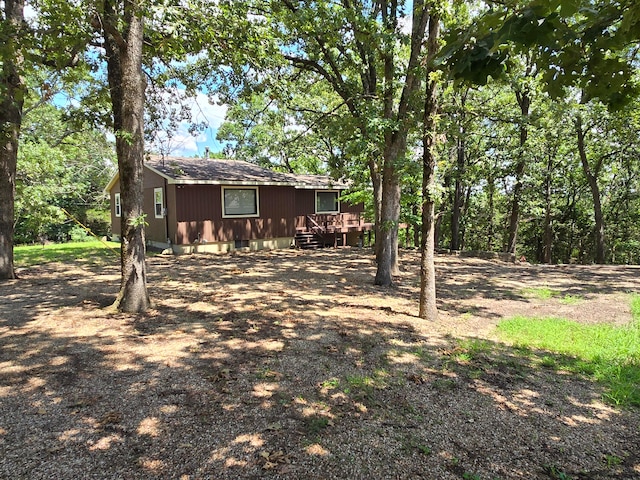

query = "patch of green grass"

[15,241,120,267]
[603,454,622,468]
[462,473,482,480]
[543,463,572,480]
[320,378,340,390]
[305,415,331,435]
[457,338,492,357]
[560,294,582,305]
[521,286,560,300]
[631,294,640,322]
[497,310,640,407]
[432,377,457,390]
[346,371,387,391]
[401,435,432,456]
[539,355,557,369]
[410,347,432,362]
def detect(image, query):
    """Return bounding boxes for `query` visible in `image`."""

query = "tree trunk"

[451,140,464,251]
[542,153,553,263]
[103,0,150,312]
[418,11,439,320]
[374,152,401,285]
[374,0,428,286]
[412,203,420,247]
[506,88,530,255]
[451,93,467,251]
[486,172,495,251]
[575,114,606,264]
[369,158,383,260]
[0,0,25,280]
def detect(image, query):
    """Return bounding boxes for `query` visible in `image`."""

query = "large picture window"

[316,190,339,214]
[154,188,164,218]
[222,187,259,217]
[114,193,121,217]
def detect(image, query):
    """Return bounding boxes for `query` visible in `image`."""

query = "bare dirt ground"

[1,248,639,480]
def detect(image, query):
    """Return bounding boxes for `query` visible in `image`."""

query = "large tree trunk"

[0,0,25,280]
[374,147,402,285]
[575,114,606,264]
[418,11,440,320]
[506,88,530,256]
[104,0,150,312]
[374,0,429,286]
[368,157,383,260]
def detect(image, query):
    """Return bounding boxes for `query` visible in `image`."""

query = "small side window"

[154,188,164,218]
[114,193,121,217]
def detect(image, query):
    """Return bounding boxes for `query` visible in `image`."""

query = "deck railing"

[297,213,372,233]
[305,215,326,234]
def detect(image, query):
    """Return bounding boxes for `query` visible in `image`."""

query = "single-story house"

[106,155,374,254]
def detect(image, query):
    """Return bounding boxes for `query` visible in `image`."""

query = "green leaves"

[442,0,640,109]
[15,99,115,244]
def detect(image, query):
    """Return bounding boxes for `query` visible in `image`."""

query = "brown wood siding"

[174,184,298,244]
[295,189,316,216]
[108,168,169,243]
[143,169,167,243]
[110,171,367,244]
[166,184,177,245]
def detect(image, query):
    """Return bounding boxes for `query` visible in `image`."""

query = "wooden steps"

[295,231,324,249]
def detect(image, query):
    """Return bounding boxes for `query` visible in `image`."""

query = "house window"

[316,190,339,213]
[154,188,164,218]
[114,193,121,217]
[222,187,259,218]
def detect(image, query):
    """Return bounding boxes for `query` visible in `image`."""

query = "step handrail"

[306,215,326,234]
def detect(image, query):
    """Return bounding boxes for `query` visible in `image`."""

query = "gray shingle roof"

[145,155,348,189]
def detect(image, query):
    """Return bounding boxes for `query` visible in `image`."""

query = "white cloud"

[147,91,228,157]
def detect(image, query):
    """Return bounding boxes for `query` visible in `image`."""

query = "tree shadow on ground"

[1,249,639,479]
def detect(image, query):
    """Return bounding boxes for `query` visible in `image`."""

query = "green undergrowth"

[497,295,640,407]
[521,286,560,300]
[15,240,120,267]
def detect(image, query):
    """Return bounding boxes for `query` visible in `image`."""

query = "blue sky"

[150,92,229,158]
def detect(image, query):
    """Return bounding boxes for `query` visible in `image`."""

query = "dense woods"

[2,0,639,313]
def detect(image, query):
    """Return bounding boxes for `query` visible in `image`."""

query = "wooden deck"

[295,213,374,249]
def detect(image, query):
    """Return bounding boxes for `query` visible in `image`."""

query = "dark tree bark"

[0,0,25,280]
[375,148,402,284]
[418,10,440,320]
[103,0,150,312]
[575,114,606,264]
[542,153,554,263]
[369,159,383,261]
[374,0,429,286]
[412,203,420,247]
[451,91,468,251]
[451,137,464,251]
[506,87,530,256]
[486,172,496,251]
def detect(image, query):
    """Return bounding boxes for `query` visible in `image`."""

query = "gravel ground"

[0,248,639,479]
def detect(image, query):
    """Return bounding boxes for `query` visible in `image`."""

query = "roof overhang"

[104,171,120,193]
[105,163,349,192]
